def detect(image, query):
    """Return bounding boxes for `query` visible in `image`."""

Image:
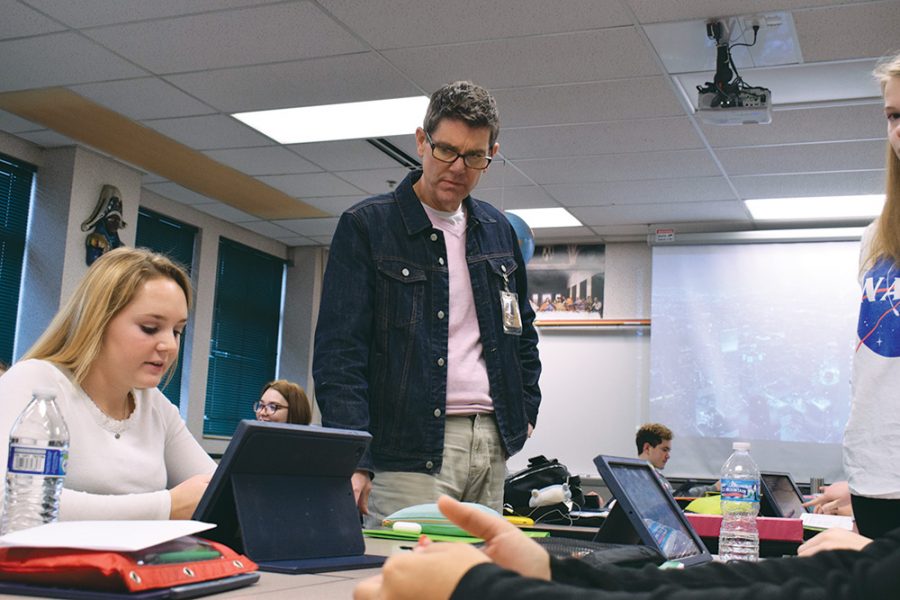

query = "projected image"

[649,242,859,445]
[527,244,605,324]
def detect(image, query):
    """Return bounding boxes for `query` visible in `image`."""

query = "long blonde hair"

[24,247,192,384]
[865,53,900,270]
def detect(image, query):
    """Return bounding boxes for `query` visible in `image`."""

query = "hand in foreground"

[802,480,852,516]
[169,473,212,520]
[354,542,489,600]
[436,495,551,580]
[352,470,372,516]
[797,527,871,556]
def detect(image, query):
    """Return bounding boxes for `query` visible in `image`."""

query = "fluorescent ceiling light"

[745,195,885,221]
[506,208,582,229]
[233,96,429,144]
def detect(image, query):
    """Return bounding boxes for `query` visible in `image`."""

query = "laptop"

[759,471,810,519]
[193,420,386,574]
[592,455,713,567]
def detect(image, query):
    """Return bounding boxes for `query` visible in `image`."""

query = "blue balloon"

[504,212,535,264]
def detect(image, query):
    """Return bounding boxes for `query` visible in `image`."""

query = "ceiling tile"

[702,102,884,147]
[476,162,534,188]
[627,0,849,24]
[82,2,366,73]
[516,150,722,185]
[193,201,257,222]
[164,53,422,113]
[335,167,416,195]
[381,28,660,91]
[203,146,321,175]
[571,200,749,226]
[501,117,704,160]
[731,170,886,199]
[238,220,299,238]
[141,115,273,149]
[794,1,900,62]
[68,78,215,120]
[0,110,41,133]
[715,140,885,175]
[531,225,596,239]
[493,78,685,128]
[258,172,365,197]
[142,182,216,205]
[298,195,367,216]
[23,0,270,28]
[276,217,341,237]
[476,185,558,210]
[545,177,736,207]
[14,129,77,147]
[0,33,146,92]
[0,1,66,39]
[290,139,408,171]
[321,0,632,48]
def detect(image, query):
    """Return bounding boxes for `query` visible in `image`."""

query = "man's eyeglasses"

[425,132,492,170]
[253,401,287,416]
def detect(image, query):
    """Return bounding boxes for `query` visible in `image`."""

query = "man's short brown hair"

[423,81,500,146]
[636,423,673,454]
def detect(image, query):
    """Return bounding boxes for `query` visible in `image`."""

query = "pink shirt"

[422,202,493,415]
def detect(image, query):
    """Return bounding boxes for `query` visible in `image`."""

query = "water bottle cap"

[32,387,57,400]
[732,441,750,451]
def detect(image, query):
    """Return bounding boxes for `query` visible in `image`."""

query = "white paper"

[801,512,855,531]
[0,520,216,551]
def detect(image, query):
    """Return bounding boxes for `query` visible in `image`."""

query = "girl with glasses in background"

[253,379,312,425]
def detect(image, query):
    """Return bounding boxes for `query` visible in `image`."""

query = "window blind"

[0,154,35,366]
[204,237,284,436]
[135,207,198,407]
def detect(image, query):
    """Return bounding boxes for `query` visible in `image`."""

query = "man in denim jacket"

[313,81,542,526]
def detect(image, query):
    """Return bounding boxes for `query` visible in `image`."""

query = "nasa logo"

[858,258,900,357]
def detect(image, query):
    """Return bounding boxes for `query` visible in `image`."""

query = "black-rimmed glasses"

[425,132,492,170]
[252,401,287,416]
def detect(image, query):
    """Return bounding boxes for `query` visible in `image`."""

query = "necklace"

[84,391,135,438]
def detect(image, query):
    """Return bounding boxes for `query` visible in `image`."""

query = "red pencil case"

[0,536,257,592]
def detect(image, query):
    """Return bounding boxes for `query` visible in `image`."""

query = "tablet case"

[0,573,260,600]
[193,420,385,574]
[593,455,713,567]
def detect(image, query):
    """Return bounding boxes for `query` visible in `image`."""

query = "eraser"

[392,521,423,534]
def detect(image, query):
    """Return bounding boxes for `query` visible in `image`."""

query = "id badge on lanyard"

[500,272,522,336]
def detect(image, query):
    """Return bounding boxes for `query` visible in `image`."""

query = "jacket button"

[438,257,445,266]
[437,310,445,319]
[501,264,507,273]
[433,408,441,417]
[437,357,445,367]
[425,461,434,470]
[430,233,438,241]
[401,268,410,276]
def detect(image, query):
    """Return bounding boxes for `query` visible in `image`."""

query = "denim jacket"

[313,170,541,474]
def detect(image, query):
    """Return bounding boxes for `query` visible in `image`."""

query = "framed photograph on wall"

[527,244,606,325]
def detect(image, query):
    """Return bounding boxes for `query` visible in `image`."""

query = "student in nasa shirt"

[843,52,900,540]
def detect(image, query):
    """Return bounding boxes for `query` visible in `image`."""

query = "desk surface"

[0,538,404,600]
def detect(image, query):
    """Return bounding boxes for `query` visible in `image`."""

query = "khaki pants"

[365,413,506,528]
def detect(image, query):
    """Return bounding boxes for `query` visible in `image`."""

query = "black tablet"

[759,471,810,519]
[193,420,385,574]
[594,455,712,567]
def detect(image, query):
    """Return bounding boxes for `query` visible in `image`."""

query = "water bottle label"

[7,445,67,476]
[721,478,758,502]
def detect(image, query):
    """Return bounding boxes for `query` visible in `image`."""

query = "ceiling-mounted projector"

[695,20,772,125]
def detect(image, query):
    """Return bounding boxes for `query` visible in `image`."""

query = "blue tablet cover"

[194,421,385,574]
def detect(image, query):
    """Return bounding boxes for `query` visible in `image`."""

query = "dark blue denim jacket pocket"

[374,259,427,330]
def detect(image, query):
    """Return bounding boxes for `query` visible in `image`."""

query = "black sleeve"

[452,531,900,600]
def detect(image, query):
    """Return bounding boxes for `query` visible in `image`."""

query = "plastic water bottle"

[718,441,759,562]
[0,389,69,534]
[644,518,696,560]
